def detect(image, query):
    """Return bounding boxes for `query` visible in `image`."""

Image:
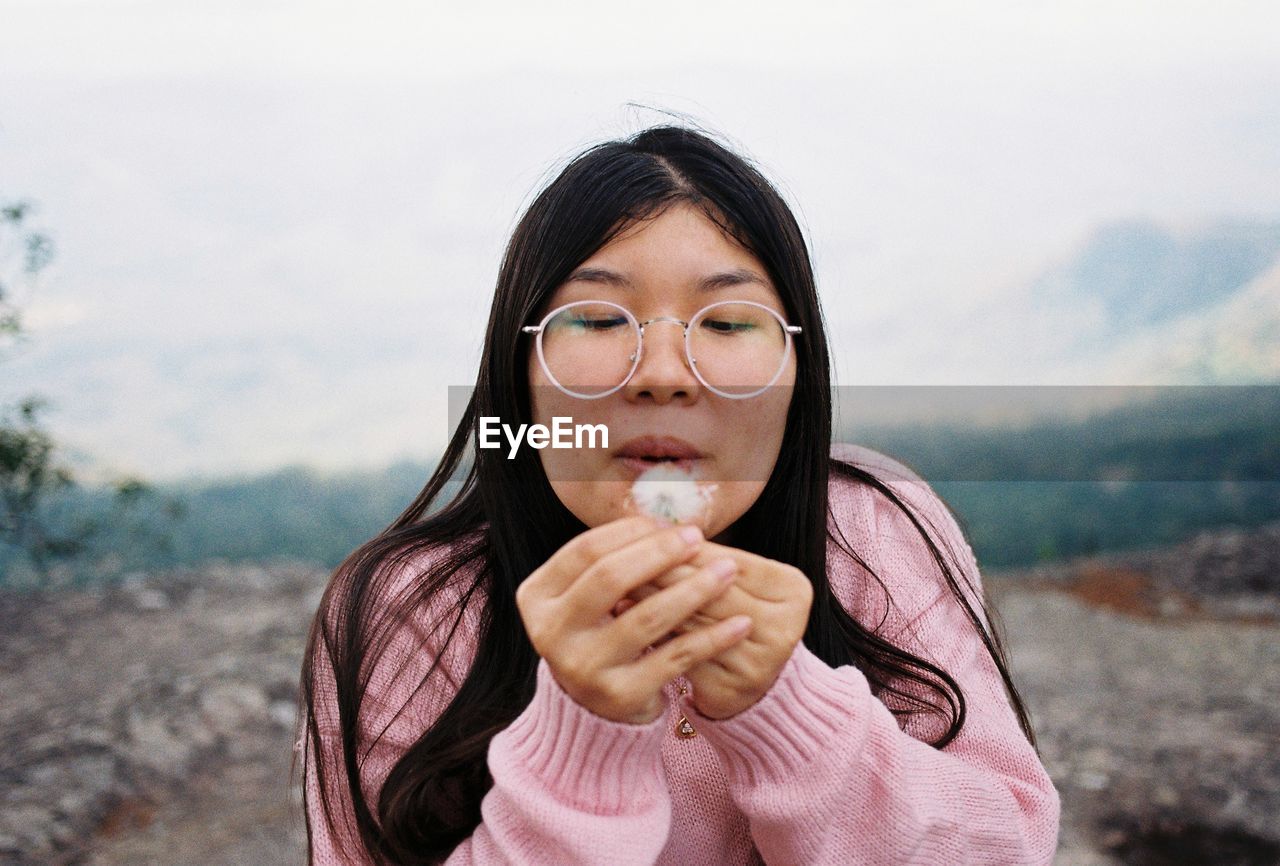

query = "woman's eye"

[568,316,628,331]
[700,318,755,334]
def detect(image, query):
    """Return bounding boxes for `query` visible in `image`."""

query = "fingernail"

[709,558,737,582]
[679,525,703,545]
[727,616,752,636]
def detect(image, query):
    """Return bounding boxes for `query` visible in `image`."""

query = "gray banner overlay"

[446,385,1280,482]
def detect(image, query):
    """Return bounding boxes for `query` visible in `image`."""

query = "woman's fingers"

[632,614,754,687]
[520,515,663,601]
[557,523,705,623]
[689,541,806,603]
[603,558,739,663]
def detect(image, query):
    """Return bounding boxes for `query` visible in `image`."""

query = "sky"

[2,1,1279,481]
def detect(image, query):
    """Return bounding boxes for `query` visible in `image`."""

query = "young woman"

[296,124,1061,865]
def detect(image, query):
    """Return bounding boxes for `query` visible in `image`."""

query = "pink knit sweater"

[302,444,1061,864]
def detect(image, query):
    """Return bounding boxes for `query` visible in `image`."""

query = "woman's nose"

[624,321,701,404]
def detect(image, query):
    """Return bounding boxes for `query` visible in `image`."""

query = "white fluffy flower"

[628,464,717,524]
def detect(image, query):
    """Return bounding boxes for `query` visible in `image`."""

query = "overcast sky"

[2,1,1279,480]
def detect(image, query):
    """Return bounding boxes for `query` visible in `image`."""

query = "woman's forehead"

[559,209,775,299]
[602,201,753,257]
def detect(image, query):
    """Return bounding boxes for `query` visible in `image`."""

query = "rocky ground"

[0,562,314,865]
[1,522,1279,865]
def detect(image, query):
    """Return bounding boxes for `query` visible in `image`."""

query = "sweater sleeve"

[303,548,675,865]
[676,473,1062,865]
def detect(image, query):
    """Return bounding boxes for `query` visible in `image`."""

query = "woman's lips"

[614,436,708,479]
[616,435,704,461]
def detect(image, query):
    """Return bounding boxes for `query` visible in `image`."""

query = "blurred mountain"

[1031,218,1280,333]
[1068,254,1280,385]
[954,218,1280,385]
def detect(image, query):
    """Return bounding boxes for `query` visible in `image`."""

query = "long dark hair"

[295,123,1040,865]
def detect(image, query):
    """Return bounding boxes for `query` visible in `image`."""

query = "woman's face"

[527,202,796,542]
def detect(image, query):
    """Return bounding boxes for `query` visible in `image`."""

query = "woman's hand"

[613,543,813,721]
[514,516,754,725]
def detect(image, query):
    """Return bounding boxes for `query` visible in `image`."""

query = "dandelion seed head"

[628,464,717,525]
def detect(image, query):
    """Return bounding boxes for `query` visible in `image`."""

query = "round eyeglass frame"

[521,299,802,400]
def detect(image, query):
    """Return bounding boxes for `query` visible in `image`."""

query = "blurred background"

[2,2,1278,864]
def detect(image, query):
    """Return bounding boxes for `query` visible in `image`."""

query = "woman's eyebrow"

[564,266,771,291]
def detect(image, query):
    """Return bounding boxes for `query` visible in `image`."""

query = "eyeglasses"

[521,299,802,399]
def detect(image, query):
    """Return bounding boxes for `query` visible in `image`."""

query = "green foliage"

[1,199,54,348]
[847,387,1280,569]
[156,460,441,567]
[0,395,185,589]
[935,479,1280,569]
[0,396,81,577]
[0,460,441,586]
